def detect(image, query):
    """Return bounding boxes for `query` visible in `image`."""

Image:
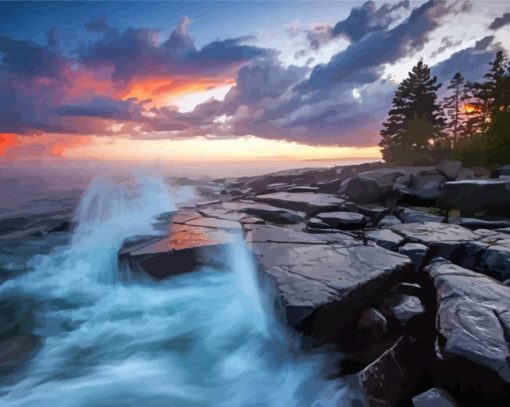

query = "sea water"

[0,176,350,406]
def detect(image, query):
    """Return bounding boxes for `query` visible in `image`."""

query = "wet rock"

[479,238,510,281]
[253,192,345,214]
[287,186,319,193]
[342,169,405,204]
[390,222,479,259]
[378,215,402,228]
[438,178,510,214]
[381,294,426,325]
[355,308,388,343]
[247,225,412,338]
[356,336,428,407]
[412,388,458,407]
[399,243,428,272]
[367,229,403,251]
[395,169,446,204]
[391,282,423,297]
[356,204,390,223]
[437,160,462,180]
[396,207,444,224]
[494,164,510,177]
[448,217,510,230]
[315,211,368,230]
[306,217,330,230]
[425,260,510,393]
[240,203,306,224]
[119,214,239,279]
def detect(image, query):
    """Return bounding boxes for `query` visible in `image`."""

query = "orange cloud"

[0,133,20,156]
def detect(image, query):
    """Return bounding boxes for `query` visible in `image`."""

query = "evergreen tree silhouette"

[380,61,444,164]
[442,72,468,146]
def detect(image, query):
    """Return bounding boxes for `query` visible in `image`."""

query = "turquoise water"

[0,176,347,406]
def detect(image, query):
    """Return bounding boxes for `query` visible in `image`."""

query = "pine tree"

[442,72,468,146]
[380,61,445,164]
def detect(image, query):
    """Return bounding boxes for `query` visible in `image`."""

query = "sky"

[0,0,509,164]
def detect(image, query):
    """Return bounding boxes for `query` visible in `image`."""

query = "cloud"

[489,12,510,30]
[430,36,463,58]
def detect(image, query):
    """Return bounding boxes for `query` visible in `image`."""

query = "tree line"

[379,50,510,168]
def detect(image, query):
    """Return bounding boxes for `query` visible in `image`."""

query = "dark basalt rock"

[396,207,444,224]
[425,260,510,396]
[399,243,429,272]
[367,229,404,251]
[253,192,345,214]
[355,308,388,344]
[247,225,413,340]
[315,211,368,230]
[342,169,405,204]
[239,202,306,224]
[119,213,240,279]
[380,293,426,325]
[448,217,510,230]
[378,215,402,228]
[438,178,510,214]
[412,388,458,407]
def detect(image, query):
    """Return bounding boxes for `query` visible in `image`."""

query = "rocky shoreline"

[119,160,510,406]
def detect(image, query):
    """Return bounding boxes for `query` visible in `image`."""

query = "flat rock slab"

[120,216,239,279]
[253,192,345,214]
[316,211,367,230]
[390,222,480,258]
[426,260,510,391]
[247,225,412,339]
[239,202,306,224]
[367,229,404,251]
[412,388,458,407]
[396,208,444,224]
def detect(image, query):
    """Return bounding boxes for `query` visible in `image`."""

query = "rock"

[480,238,510,282]
[240,216,265,225]
[315,211,368,230]
[438,178,510,214]
[239,203,306,224]
[355,308,388,343]
[390,222,480,259]
[412,388,458,407]
[356,204,390,223]
[367,229,404,251]
[119,214,239,279]
[342,169,405,204]
[399,243,429,272]
[396,207,444,224]
[437,160,463,180]
[247,225,413,338]
[494,164,510,177]
[496,227,510,235]
[381,294,426,324]
[425,260,510,393]
[356,336,429,407]
[306,217,330,230]
[378,215,402,228]
[315,178,343,194]
[395,169,446,204]
[454,167,475,181]
[253,192,345,214]
[391,282,423,297]
[448,217,510,230]
[287,186,319,193]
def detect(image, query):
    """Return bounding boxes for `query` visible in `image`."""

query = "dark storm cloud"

[54,97,142,120]
[79,17,272,82]
[331,0,410,42]
[489,13,510,30]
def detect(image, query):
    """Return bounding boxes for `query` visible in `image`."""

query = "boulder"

[399,243,429,272]
[479,238,510,282]
[437,160,462,180]
[381,294,426,325]
[412,388,458,407]
[390,222,480,259]
[315,211,368,230]
[395,169,446,204]
[342,169,405,204]
[425,260,510,395]
[396,207,444,224]
[438,178,510,214]
[367,229,404,251]
[247,225,413,338]
[306,217,330,230]
[253,192,345,214]
[356,204,390,223]
[454,167,475,181]
[355,308,388,343]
